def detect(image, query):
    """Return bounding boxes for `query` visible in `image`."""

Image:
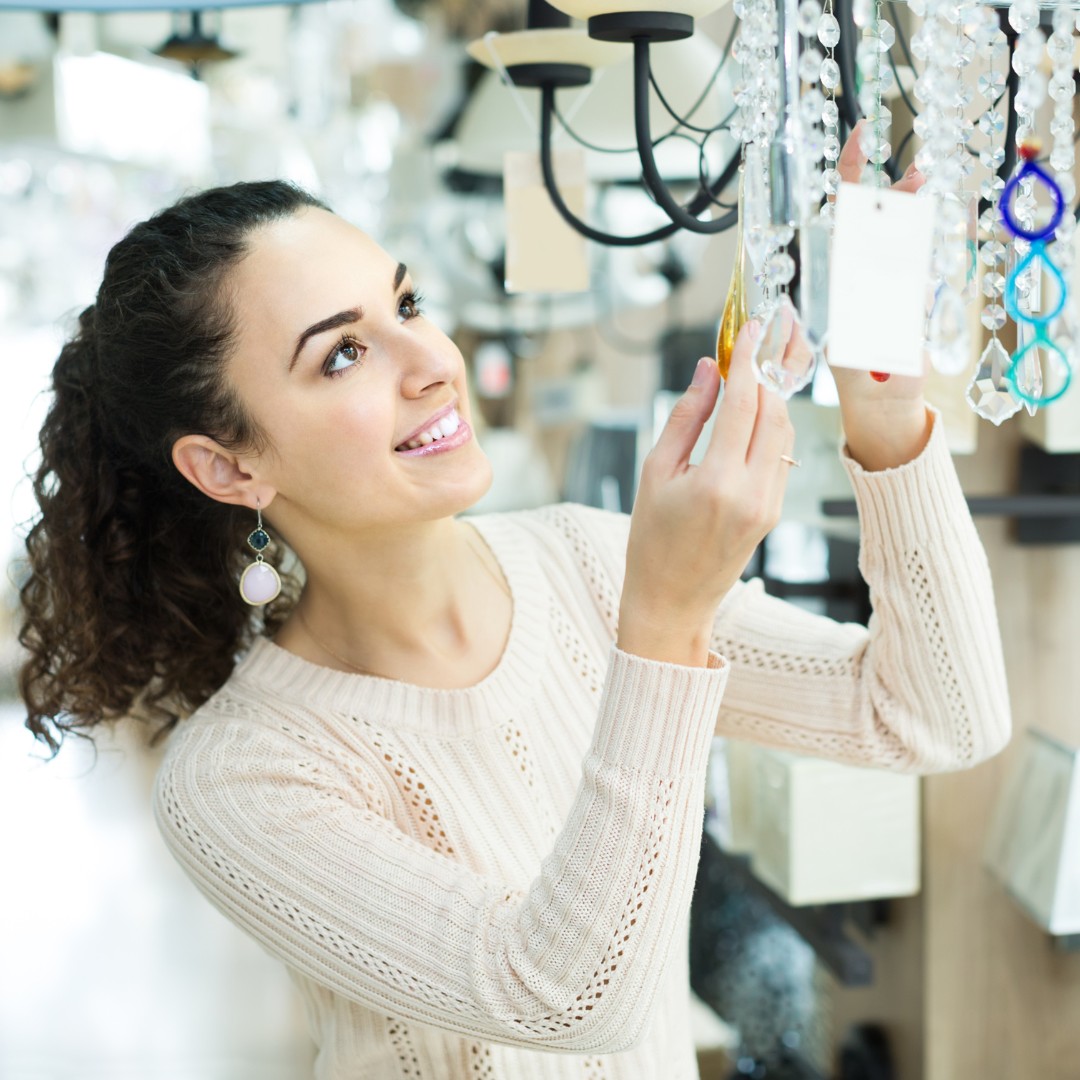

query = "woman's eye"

[325,339,363,377]
[398,291,424,322]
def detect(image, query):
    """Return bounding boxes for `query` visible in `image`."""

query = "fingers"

[704,319,762,465]
[837,118,868,185]
[648,356,722,474]
[892,161,925,195]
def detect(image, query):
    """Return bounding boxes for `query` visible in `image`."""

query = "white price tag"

[504,149,590,295]
[826,182,935,376]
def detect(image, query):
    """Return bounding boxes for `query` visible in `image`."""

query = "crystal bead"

[980,146,1005,170]
[1049,76,1075,103]
[1009,6,1039,33]
[823,167,841,194]
[979,176,1005,202]
[978,109,1005,137]
[1059,173,1077,203]
[982,271,1006,297]
[765,251,796,286]
[1016,29,1047,65]
[979,208,1000,234]
[853,0,872,28]
[820,57,840,89]
[965,337,1022,425]
[823,133,841,160]
[798,0,823,36]
[1051,144,1076,172]
[822,100,839,126]
[1015,77,1046,115]
[981,303,1006,331]
[817,12,841,48]
[877,21,896,51]
[800,88,826,125]
[978,70,1006,99]
[1051,113,1075,137]
[1047,31,1074,64]
[799,47,824,83]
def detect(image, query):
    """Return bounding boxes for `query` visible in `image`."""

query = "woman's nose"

[396,328,459,396]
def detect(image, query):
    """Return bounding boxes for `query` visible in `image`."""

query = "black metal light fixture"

[471,0,741,246]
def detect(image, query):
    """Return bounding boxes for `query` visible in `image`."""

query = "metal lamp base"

[587,11,694,42]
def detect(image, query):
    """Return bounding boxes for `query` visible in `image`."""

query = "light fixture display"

[473,0,1080,415]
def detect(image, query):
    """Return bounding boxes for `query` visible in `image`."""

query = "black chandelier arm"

[539,84,685,246]
[633,40,737,234]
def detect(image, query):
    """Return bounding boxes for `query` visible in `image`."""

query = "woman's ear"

[171,434,276,510]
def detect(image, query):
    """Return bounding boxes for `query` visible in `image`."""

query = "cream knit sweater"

[154,409,1011,1079]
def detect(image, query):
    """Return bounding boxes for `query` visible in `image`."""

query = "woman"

[19,133,1010,1078]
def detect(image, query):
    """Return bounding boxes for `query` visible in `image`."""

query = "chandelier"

[473,0,1080,423]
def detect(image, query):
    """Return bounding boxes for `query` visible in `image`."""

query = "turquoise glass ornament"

[1004,241,1066,328]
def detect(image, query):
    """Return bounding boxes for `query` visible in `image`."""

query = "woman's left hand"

[825,119,934,470]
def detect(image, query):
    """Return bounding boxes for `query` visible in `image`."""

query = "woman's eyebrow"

[288,262,408,372]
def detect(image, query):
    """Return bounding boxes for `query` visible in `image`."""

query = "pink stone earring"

[238,499,281,606]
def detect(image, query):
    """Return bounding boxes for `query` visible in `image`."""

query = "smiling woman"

[17,177,1012,1080]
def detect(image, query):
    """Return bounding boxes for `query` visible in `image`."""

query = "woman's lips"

[394,417,472,457]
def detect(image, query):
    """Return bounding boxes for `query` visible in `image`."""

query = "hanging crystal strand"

[856,0,893,189]
[1007,0,1047,415]
[817,0,841,223]
[1046,3,1078,394]
[796,0,827,219]
[914,0,976,376]
[967,4,1021,424]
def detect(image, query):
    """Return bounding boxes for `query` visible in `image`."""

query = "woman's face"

[224,207,492,538]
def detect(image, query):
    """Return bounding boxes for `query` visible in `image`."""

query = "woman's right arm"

[154,646,726,1055]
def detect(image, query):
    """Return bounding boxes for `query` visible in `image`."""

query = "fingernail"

[691,357,713,388]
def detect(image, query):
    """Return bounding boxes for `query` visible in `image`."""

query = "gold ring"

[780,454,802,467]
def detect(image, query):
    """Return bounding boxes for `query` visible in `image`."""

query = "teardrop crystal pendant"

[965,336,1021,425]
[1007,324,1073,412]
[799,216,831,352]
[240,559,282,606]
[926,284,971,376]
[750,294,817,399]
[717,169,750,380]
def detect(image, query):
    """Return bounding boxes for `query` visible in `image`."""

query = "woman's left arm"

[710,405,1012,773]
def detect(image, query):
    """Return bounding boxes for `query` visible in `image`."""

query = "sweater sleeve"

[711,406,1011,772]
[553,406,1011,774]
[153,645,728,1055]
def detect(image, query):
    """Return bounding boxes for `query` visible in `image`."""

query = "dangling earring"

[238,499,281,606]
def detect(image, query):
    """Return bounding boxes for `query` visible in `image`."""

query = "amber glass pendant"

[716,166,749,380]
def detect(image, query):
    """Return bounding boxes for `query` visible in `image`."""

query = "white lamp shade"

[543,0,730,20]
[467,28,629,71]
[985,729,1080,936]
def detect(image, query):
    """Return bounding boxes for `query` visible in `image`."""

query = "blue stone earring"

[238,499,281,606]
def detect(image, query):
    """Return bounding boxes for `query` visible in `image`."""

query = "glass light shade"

[543,0,730,19]
[467,29,629,72]
[0,0,317,9]
[985,729,1080,936]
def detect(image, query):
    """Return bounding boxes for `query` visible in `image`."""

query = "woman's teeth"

[398,409,461,451]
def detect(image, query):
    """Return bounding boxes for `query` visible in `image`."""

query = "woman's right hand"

[617,319,796,666]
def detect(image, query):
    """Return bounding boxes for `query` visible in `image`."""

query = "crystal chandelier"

[474,0,1080,420]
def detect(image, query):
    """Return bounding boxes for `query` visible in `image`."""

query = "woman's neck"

[274,517,511,683]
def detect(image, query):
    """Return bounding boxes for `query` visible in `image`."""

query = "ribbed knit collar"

[229,513,551,736]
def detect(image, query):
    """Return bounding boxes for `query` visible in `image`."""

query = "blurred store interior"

[2,1,1080,1078]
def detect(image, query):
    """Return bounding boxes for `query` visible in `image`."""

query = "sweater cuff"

[589,644,729,777]
[838,405,968,550]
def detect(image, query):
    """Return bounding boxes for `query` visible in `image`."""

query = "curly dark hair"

[18,179,330,755]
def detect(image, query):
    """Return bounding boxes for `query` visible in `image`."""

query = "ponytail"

[18,181,325,754]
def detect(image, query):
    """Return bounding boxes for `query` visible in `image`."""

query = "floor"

[0,703,316,1080]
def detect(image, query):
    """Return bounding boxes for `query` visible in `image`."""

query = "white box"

[748,747,921,906]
